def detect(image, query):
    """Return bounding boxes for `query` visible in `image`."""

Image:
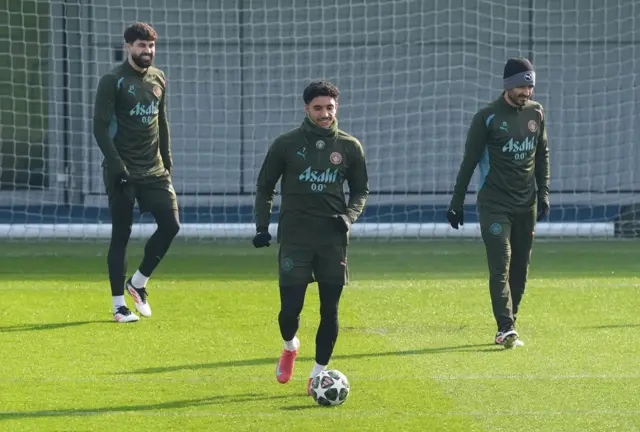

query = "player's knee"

[320,304,339,320]
[163,218,180,239]
[319,298,340,319]
[318,283,343,318]
[489,272,509,285]
[111,222,132,244]
[279,305,303,320]
[157,211,180,239]
[509,273,527,288]
[279,289,305,317]
[107,225,130,266]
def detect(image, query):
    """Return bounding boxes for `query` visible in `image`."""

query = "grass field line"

[1,409,639,418]
[2,373,639,384]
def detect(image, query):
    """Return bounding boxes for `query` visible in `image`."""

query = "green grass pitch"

[0,239,639,431]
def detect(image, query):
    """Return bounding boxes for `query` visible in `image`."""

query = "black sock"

[138,209,180,277]
[278,284,307,342]
[315,283,344,365]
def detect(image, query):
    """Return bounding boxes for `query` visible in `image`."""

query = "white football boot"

[495,329,524,349]
[126,278,152,317]
[114,305,140,323]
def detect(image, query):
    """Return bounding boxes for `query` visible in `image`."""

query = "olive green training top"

[254,116,370,245]
[450,94,550,212]
[93,60,172,181]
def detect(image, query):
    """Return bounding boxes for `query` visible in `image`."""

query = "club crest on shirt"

[330,152,342,165]
[528,120,537,132]
[153,85,163,99]
[316,140,325,149]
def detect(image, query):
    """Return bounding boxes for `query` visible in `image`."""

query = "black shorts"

[104,168,178,215]
[278,243,348,286]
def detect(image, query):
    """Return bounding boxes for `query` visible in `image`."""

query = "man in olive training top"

[93,22,180,323]
[253,80,369,395]
[447,57,550,349]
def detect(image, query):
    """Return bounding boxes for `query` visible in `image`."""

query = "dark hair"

[303,80,340,104]
[124,22,158,44]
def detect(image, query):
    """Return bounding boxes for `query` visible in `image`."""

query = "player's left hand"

[446,207,464,229]
[113,169,130,191]
[537,199,550,221]
[334,214,351,233]
[252,229,272,248]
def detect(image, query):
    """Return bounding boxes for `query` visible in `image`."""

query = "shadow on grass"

[119,343,499,375]
[581,323,640,330]
[280,404,326,411]
[0,321,110,333]
[0,393,290,421]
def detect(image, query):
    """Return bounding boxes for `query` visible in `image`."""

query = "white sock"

[310,362,327,378]
[112,296,126,313]
[284,336,300,352]
[131,270,149,288]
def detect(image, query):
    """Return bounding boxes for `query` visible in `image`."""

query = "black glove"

[252,227,272,248]
[537,198,550,221]
[113,170,130,191]
[334,214,351,233]
[446,207,464,229]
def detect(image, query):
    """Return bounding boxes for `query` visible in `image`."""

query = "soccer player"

[253,81,369,394]
[93,22,180,322]
[447,58,550,348]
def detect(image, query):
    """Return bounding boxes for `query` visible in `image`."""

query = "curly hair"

[124,22,158,44]
[302,80,340,104]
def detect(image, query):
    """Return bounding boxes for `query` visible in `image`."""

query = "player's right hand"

[333,214,351,233]
[252,229,272,248]
[446,207,464,229]
[537,198,550,221]
[114,170,130,191]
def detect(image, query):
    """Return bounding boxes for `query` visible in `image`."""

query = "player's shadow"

[119,343,498,375]
[0,320,110,333]
[0,393,290,421]
[281,404,325,411]
[581,323,640,330]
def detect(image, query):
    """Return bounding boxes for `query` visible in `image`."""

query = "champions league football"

[309,370,350,407]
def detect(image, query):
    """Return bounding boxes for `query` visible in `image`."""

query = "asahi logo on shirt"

[298,166,339,183]
[502,136,535,153]
[129,101,159,117]
[298,166,340,192]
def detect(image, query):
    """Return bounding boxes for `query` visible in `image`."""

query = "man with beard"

[93,22,180,322]
[253,81,369,395]
[446,58,550,348]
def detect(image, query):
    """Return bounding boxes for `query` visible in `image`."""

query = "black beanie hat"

[503,58,535,90]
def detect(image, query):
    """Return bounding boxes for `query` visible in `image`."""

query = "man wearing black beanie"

[446,57,551,349]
